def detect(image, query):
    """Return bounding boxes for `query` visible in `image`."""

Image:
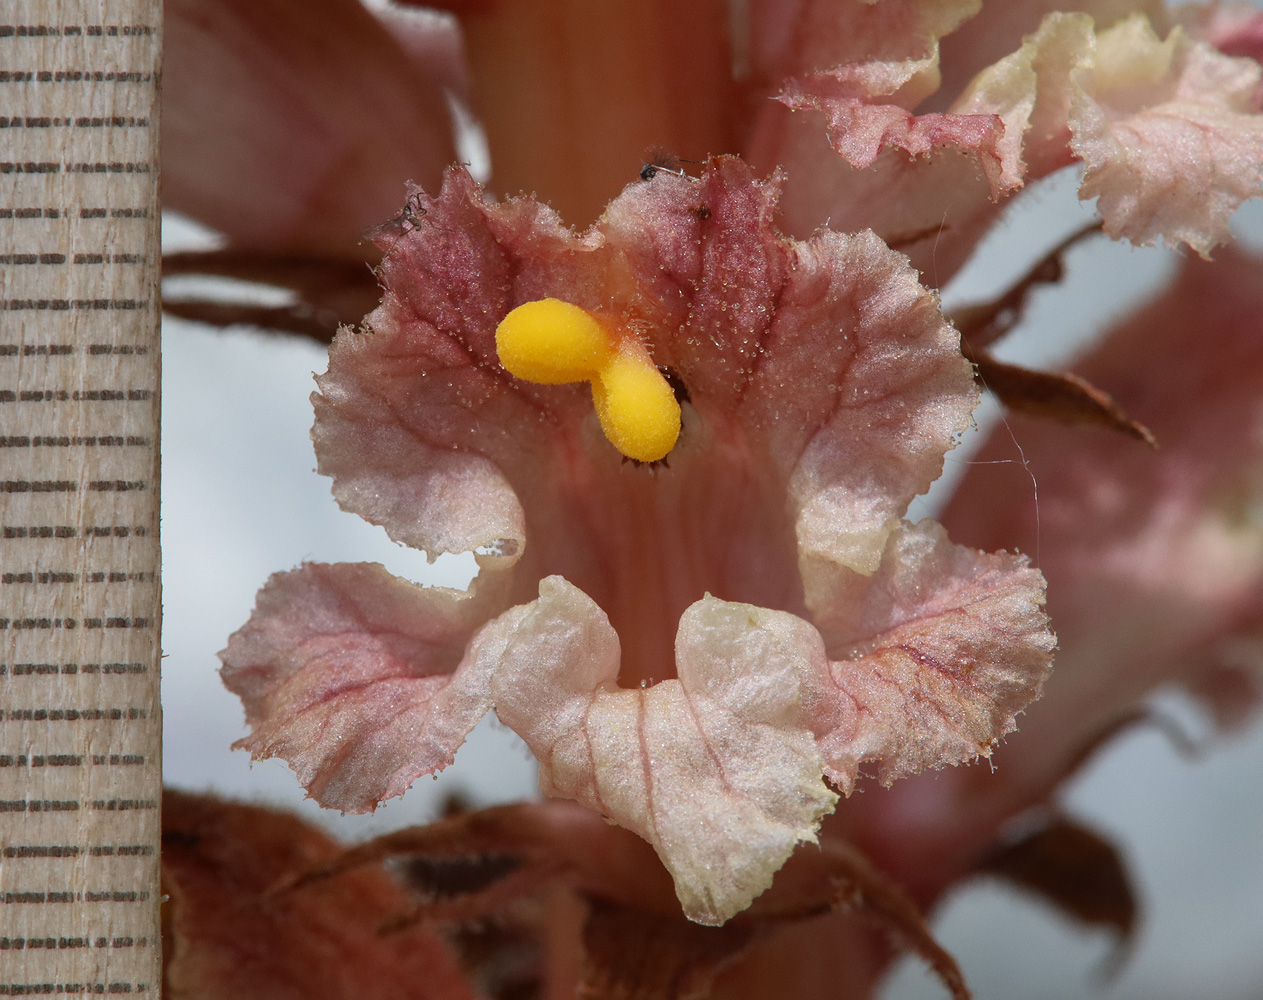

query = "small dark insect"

[397,193,428,231]
[377,193,431,260]
[692,204,712,220]
[640,162,686,182]
[640,148,690,181]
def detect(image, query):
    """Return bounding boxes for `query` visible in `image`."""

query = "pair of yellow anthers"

[495,298,681,463]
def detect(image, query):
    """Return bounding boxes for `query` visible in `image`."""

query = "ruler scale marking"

[0,2,161,994]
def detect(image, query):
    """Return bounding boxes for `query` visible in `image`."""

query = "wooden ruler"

[0,1,161,994]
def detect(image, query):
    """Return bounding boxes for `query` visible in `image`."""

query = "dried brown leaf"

[161,790,474,1000]
[968,352,1157,447]
[287,802,971,999]
[979,813,1138,946]
[951,222,1100,351]
[163,249,382,341]
[162,298,343,342]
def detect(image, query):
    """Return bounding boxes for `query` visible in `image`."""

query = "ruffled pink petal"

[316,161,977,590]
[849,247,1263,896]
[1069,14,1263,254]
[773,88,1016,195]
[748,97,1023,284]
[220,563,508,812]
[803,520,1054,793]
[761,6,1263,277]
[164,0,458,256]
[958,12,1263,254]
[745,0,1012,276]
[310,171,594,567]
[748,0,982,107]
[601,173,978,576]
[486,577,838,926]
[771,226,976,578]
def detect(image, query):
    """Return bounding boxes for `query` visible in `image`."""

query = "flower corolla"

[221,158,1054,924]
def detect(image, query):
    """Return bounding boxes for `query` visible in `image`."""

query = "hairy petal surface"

[601,172,978,562]
[746,0,1005,277]
[774,89,1016,196]
[316,162,976,587]
[776,228,976,578]
[761,6,1263,278]
[220,563,507,812]
[964,11,1263,254]
[487,577,838,926]
[804,520,1053,793]
[310,172,592,570]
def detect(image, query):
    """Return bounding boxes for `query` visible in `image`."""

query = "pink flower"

[166,0,1263,287]
[162,0,1263,987]
[755,0,1263,279]
[841,243,1263,902]
[220,158,1054,924]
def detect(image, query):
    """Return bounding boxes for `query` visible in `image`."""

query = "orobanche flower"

[756,0,1263,282]
[221,157,1054,925]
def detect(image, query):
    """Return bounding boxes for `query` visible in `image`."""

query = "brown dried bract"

[162,249,382,343]
[161,789,474,1000]
[968,353,1157,448]
[285,801,972,1000]
[978,812,1138,962]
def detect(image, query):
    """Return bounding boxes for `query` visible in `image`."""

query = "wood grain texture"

[0,2,161,993]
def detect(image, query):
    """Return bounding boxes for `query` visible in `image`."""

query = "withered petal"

[162,789,475,1000]
[977,812,1139,947]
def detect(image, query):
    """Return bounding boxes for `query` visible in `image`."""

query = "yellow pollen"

[495,298,681,463]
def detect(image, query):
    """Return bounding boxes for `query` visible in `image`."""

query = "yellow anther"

[495,299,682,463]
[591,347,681,463]
[495,298,614,384]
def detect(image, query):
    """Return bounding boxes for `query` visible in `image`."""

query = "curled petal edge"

[219,562,511,813]
[804,520,1055,793]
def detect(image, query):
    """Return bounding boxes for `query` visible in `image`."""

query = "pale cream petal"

[1071,14,1263,253]
[487,578,837,925]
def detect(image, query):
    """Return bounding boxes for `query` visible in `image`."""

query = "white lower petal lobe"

[488,577,838,926]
